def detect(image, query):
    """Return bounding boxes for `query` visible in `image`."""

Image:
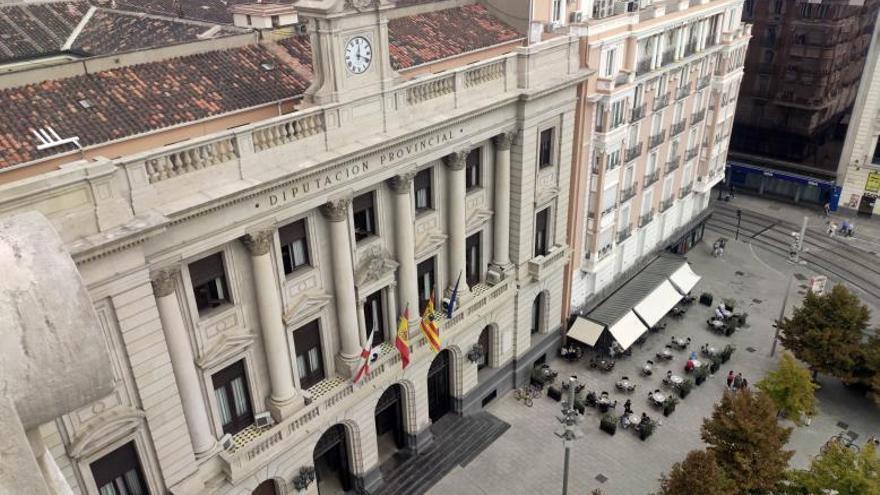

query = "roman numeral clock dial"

[344,36,372,75]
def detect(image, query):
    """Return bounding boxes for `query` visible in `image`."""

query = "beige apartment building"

[531,0,750,314]
[0,1,587,494]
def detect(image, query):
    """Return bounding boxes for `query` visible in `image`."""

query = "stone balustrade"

[144,136,239,184]
[527,245,570,282]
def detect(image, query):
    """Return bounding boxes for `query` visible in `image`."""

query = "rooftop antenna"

[31,127,82,153]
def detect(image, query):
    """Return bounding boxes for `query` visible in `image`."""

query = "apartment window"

[601,184,617,211]
[619,204,631,230]
[642,189,654,215]
[353,192,377,242]
[647,152,658,176]
[673,102,683,123]
[552,0,563,22]
[294,320,325,389]
[465,232,482,288]
[417,258,436,311]
[279,219,310,275]
[534,208,550,257]
[657,74,667,96]
[683,163,693,184]
[604,49,616,77]
[539,128,554,168]
[466,148,482,191]
[651,113,662,134]
[607,150,621,170]
[212,360,253,435]
[873,136,880,164]
[663,175,674,200]
[744,0,754,18]
[610,100,624,128]
[245,14,252,25]
[363,291,386,347]
[90,442,149,495]
[414,168,433,212]
[624,166,634,189]
[634,84,644,107]
[773,0,782,15]
[762,50,774,64]
[190,253,230,315]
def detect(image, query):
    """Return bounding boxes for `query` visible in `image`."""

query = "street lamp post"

[555,375,584,495]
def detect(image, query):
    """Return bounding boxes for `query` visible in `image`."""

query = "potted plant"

[574,398,586,415]
[720,344,736,363]
[694,366,709,385]
[600,413,617,435]
[678,378,693,398]
[663,396,679,416]
[638,418,656,440]
[709,355,722,374]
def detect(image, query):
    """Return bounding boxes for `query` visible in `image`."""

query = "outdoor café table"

[669,375,684,387]
[623,413,641,429]
[691,359,703,369]
[617,377,632,389]
[702,346,719,357]
[650,391,666,405]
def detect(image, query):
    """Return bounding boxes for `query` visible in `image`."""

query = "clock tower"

[295,0,400,104]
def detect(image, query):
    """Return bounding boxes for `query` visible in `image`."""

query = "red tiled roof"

[97,0,297,24]
[387,4,523,70]
[0,44,312,168]
[277,34,314,81]
[0,1,88,62]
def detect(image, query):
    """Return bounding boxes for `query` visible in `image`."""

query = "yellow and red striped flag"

[420,292,441,353]
[395,305,411,369]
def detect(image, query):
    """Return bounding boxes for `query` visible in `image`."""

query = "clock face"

[344,36,372,74]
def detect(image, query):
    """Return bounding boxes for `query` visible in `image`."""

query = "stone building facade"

[0,1,586,494]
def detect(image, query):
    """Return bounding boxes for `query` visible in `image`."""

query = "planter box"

[600,421,617,435]
[696,375,706,385]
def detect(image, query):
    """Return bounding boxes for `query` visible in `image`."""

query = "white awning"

[607,311,647,350]
[669,262,701,295]
[567,317,604,347]
[633,280,683,328]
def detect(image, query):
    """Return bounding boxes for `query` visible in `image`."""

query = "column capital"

[241,229,275,256]
[444,150,469,170]
[151,268,180,298]
[320,198,351,222]
[387,171,417,193]
[493,131,517,151]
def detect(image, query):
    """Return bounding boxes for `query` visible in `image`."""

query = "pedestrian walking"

[729,183,736,198]
[733,372,743,391]
[726,370,735,389]
[741,378,748,391]
[823,202,830,217]
[827,221,837,237]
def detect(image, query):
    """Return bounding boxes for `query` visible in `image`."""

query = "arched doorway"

[427,350,452,422]
[252,479,277,495]
[477,326,491,370]
[313,424,353,494]
[374,384,405,465]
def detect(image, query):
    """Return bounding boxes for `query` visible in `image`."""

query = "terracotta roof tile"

[387,4,523,70]
[0,44,311,168]
[98,0,297,24]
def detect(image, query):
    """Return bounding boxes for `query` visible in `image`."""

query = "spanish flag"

[420,292,441,353]
[395,305,411,369]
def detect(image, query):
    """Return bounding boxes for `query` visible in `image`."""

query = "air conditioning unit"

[220,434,234,451]
[486,270,503,286]
[254,412,274,428]
[570,12,583,22]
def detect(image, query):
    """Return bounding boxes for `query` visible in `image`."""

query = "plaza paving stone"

[428,235,880,495]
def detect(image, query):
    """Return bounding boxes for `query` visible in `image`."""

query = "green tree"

[778,284,870,382]
[658,450,736,495]
[702,390,793,494]
[867,335,880,406]
[757,353,819,424]
[784,441,880,495]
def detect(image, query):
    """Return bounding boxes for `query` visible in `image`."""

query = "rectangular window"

[91,442,149,495]
[619,204,631,230]
[465,232,482,288]
[211,360,253,435]
[353,192,377,242]
[539,128,554,168]
[279,219,310,275]
[466,148,482,191]
[189,253,230,315]
[604,49,616,77]
[534,208,550,256]
[364,290,386,347]
[417,257,436,311]
[414,168,433,212]
[293,320,325,390]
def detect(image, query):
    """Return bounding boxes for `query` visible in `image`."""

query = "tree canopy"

[658,449,736,495]
[778,284,870,382]
[784,441,880,495]
[757,353,818,424]
[701,390,793,493]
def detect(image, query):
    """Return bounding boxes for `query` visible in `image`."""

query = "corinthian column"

[445,151,470,296]
[489,132,515,279]
[388,172,419,322]
[241,231,298,420]
[320,199,362,368]
[151,269,216,455]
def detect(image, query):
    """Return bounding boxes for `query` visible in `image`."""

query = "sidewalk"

[711,188,880,253]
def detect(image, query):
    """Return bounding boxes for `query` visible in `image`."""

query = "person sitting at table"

[664,370,673,382]
[641,412,650,424]
[624,399,632,415]
[689,350,698,360]
[685,359,694,373]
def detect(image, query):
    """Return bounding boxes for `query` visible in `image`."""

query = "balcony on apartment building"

[670,120,687,137]
[714,131,728,144]
[644,170,660,187]
[625,142,643,162]
[690,109,706,125]
[639,209,655,227]
[631,103,647,122]
[697,75,711,90]
[595,115,626,134]
[637,58,652,76]
[601,203,616,217]
[597,71,634,93]
[654,93,670,111]
[661,49,676,66]
[591,0,639,20]
[683,40,699,58]
[619,184,637,203]
[685,146,699,161]
[659,196,675,212]
[665,155,681,174]
[594,243,614,260]
[675,85,691,101]
[679,183,693,198]
[617,224,633,243]
[648,130,666,149]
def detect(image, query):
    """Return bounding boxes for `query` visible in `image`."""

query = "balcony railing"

[639,210,655,227]
[602,204,616,217]
[684,41,698,57]
[606,157,621,172]
[686,147,699,161]
[614,71,631,86]
[644,170,660,187]
[625,142,643,162]
[619,185,637,203]
[679,184,693,198]
[648,130,666,149]
[671,120,686,137]
[528,245,570,281]
[665,156,681,173]
[595,244,613,260]
[637,59,652,76]
[654,93,670,111]
[631,103,647,122]
[662,49,675,65]
[660,197,674,212]
[675,86,691,100]
[617,225,633,243]
[690,109,706,125]
[697,75,711,89]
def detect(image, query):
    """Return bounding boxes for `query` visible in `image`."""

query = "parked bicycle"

[821,432,860,454]
[513,384,543,407]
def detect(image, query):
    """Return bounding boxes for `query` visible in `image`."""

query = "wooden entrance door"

[427,351,451,422]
